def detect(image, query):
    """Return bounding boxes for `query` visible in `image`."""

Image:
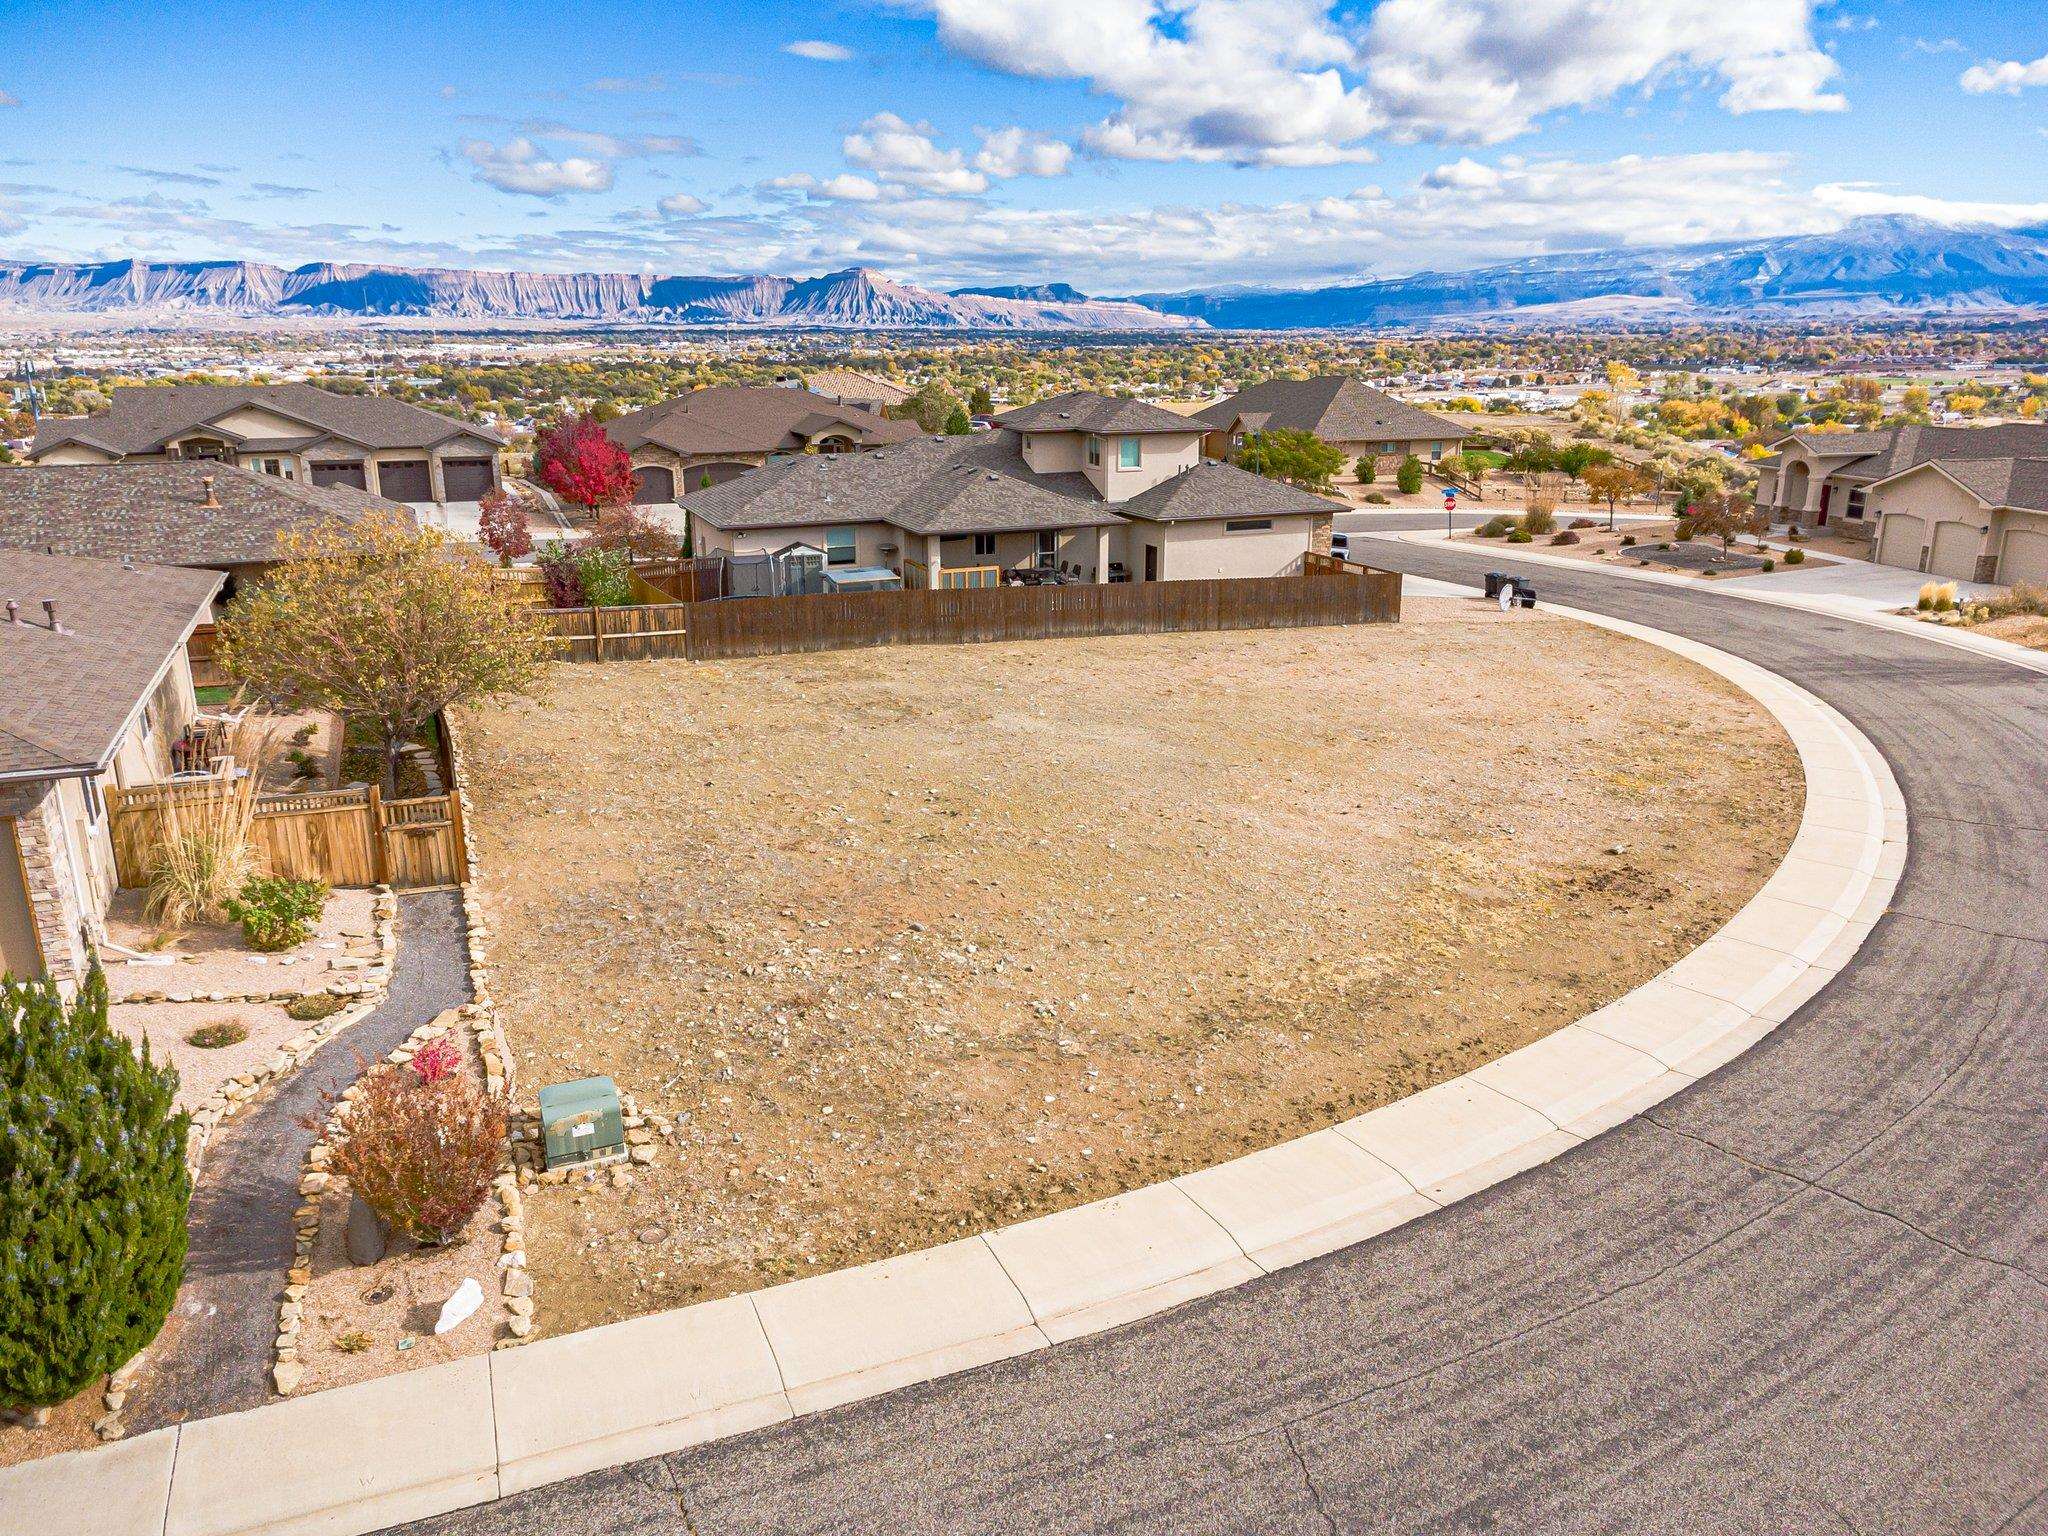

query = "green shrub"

[1784,548,1805,565]
[1674,525,1695,542]
[1363,492,1389,505]
[1506,528,1534,543]
[1763,558,1776,572]
[1519,505,1556,536]
[226,875,328,953]
[1620,534,1637,547]
[573,546,633,608]
[1551,530,1581,546]
[187,1021,247,1049]
[1477,515,1513,538]
[285,993,347,1022]
[0,970,189,1407]
[1396,455,1424,495]
[1355,456,1375,485]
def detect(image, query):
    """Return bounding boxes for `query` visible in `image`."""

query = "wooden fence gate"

[107,783,465,891]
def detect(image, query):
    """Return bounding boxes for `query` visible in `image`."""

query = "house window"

[1118,437,1141,470]
[1846,489,1867,520]
[972,533,997,557]
[824,527,857,566]
[1086,436,1101,467]
[1036,530,1058,564]
[1224,518,1274,532]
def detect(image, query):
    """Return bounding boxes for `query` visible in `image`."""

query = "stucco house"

[1191,376,1472,478]
[1755,424,2048,584]
[0,548,221,985]
[678,390,1340,588]
[27,382,505,509]
[780,369,914,417]
[0,460,410,602]
[605,384,920,505]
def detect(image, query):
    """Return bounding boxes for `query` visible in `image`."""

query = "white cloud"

[971,126,1073,178]
[784,40,855,61]
[1811,184,2048,227]
[843,112,989,194]
[589,74,671,93]
[462,139,615,197]
[519,121,697,158]
[1961,52,2048,94]
[769,172,885,202]
[657,192,706,217]
[892,0,1844,164]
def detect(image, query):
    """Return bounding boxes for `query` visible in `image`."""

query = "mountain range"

[3,218,2046,330]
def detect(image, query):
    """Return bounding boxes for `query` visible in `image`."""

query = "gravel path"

[128,890,471,1433]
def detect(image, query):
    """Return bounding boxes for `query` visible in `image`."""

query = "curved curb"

[0,604,1906,1536]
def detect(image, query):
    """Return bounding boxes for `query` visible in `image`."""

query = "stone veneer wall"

[0,778,88,984]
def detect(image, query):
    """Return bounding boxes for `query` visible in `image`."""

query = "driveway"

[1721,554,2002,614]
[394,548,2047,1536]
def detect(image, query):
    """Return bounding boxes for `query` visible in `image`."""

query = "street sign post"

[1443,485,1457,537]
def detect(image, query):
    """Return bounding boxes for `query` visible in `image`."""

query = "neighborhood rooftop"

[994,391,1202,435]
[606,384,920,457]
[1191,376,1472,443]
[0,461,407,569]
[1771,423,2048,482]
[28,382,506,460]
[0,547,221,781]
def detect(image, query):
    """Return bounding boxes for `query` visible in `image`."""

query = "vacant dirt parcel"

[457,599,1800,1333]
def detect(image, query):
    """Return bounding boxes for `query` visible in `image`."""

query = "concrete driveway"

[1722,555,2001,614]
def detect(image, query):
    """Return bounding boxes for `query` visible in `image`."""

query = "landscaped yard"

[458,600,1801,1335]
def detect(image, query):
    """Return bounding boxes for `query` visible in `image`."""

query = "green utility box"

[538,1076,626,1171]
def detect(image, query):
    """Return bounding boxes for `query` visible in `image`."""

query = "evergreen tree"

[944,404,972,436]
[1396,455,1425,495]
[0,969,190,1408]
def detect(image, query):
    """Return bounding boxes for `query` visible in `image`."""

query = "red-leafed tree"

[535,413,634,517]
[476,488,533,567]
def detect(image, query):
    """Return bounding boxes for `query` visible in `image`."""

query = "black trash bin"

[1484,571,1510,598]
[1515,582,1537,608]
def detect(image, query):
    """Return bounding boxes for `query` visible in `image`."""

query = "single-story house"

[0,548,222,985]
[28,381,506,508]
[606,384,921,505]
[0,460,409,602]
[780,370,914,417]
[678,390,1340,588]
[1754,424,2048,583]
[1191,376,1472,477]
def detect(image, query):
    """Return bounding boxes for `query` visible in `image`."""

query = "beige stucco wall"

[1019,431,1087,475]
[1082,432,1203,503]
[31,442,118,465]
[1870,468,1995,578]
[1148,515,1316,580]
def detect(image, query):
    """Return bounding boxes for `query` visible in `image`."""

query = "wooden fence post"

[589,605,603,663]
[367,783,389,886]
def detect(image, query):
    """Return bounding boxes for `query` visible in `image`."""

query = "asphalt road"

[129,890,471,1431]
[397,543,2048,1536]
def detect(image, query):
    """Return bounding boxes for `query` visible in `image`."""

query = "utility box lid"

[538,1075,625,1169]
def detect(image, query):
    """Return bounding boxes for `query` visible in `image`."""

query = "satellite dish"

[1497,581,1518,612]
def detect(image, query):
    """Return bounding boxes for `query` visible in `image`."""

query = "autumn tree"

[218,514,554,794]
[476,488,533,567]
[589,503,682,562]
[536,413,635,517]
[1682,491,1768,553]
[1582,461,1651,530]
[1234,429,1343,490]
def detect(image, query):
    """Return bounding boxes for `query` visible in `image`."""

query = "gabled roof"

[796,369,913,406]
[682,431,1122,537]
[607,385,918,459]
[28,382,504,460]
[1113,460,1345,523]
[0,548,221,781]
[1865,456,2048,514]
[0,461,409,569]
[1767,423,2048,483]
[995,391,1201,436]
[1190,376,1470,444]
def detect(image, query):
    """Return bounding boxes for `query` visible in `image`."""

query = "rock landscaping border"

[0,609,1907,1536]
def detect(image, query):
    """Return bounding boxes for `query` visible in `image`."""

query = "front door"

[1143,543,1159,582]
[1816,484,1831,525]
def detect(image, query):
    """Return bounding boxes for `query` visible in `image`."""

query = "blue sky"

[2,0,2045,291]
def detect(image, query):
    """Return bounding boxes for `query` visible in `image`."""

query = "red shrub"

[411,1037,460,1084]
[327,1064,505,1244]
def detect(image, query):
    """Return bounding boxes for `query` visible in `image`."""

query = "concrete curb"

[0,605,1905,1536]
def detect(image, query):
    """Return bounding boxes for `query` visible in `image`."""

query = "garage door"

[1929,521,1982,582]
[441,458,496,501]
[2000,528,2048,588]
[633,465,676,504]
[0,820,44,979]
[377,459,432,502]
[310,461,368,491]
[1876,514,1926,571]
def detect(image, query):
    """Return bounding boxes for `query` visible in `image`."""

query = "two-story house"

[1190,376,1472,479]
[677,390,1340,588]
[1755,424,2048,585]
[605,384,921,505]
[28,382,505,509]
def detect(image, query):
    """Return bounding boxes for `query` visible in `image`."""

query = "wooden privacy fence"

[536,603,693,662]
[107,782,464,891]
[680,568,1401,661]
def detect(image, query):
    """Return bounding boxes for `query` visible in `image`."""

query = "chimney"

[201,475,219,508]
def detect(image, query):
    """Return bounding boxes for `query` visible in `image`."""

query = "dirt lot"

[459,600,1801,1334]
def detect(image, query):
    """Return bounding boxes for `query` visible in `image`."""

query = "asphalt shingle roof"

[995,391,1203,436]
[1191,377,1470,445]
[607,386,918,458]
[0,461,410,569]
[1773,424,2048,485]
[0,547,220,780]
[30,382,504,459]
[1113,460,1346,523]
